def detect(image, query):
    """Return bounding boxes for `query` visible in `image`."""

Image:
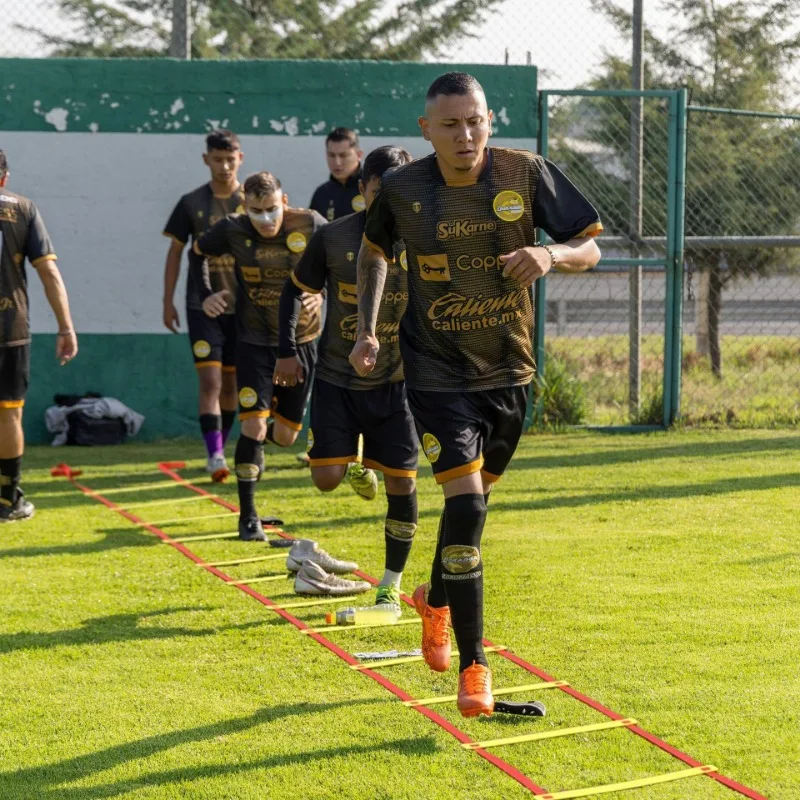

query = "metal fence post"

[662,90,679,427]
[169,0,191,59]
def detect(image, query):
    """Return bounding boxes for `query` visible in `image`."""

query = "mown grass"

[1,431,798,799]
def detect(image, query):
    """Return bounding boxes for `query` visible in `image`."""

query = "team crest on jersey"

[412,201,422,213]
[286,232,307,253]
[327,207,335,221]
[418,253,450,282]
[239,387,258,408]
[493,190,525,222]
[346,251,355,262]
[338,282,358,304]
[245,239,252,248]
[422,433,441,463]
[0,297,14,312]
[192,340,211,358]
[352,194,366,212]
[400,250,408,271]
[197,210,204,218]
[307,428,314,452]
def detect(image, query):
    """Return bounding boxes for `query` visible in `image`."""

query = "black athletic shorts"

[236,339,317,429]
[187,308,237,370]
[308,378,418,477]
[406,385,529,485]
[0,344,30,408]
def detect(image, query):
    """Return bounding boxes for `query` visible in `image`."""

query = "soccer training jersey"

[163,183,244,313]
[363,148,602,392]
[310,170,365,222]
[0,189,56,348]
[196,208,326,347]
[291,210,407,389]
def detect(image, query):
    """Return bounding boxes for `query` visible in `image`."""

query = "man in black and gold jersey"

[162,129,245,482]
[309,128,365,222]
[350,73,602,717]
[0,148,78,522]
[197,171,326,542]
[276,145,417,609]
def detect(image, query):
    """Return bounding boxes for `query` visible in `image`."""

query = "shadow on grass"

[1,700,431,799]
[0,527,158,560]
[0,606,273,655]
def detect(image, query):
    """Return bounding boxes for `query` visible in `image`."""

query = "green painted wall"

[0,59,537,137]
[27,334,205,445]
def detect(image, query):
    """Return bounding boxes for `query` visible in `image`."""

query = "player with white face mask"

[196,171,327,541]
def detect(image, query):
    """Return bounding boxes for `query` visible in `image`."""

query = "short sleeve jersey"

[291,210,408,389]
[197,208,327,347]
[163,183,245,313]
[363,148,602,392]
[0,189,56,347]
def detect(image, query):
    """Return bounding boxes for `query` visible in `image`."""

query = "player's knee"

[311,465,345,492]
[384,475,415,495]
[271,423,298,448]
[197,367,222,396]
[241,417,267,441]
[0,405,23,427]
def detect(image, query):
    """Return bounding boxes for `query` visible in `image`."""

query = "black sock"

[221,409,236,445]
[484,492,491,507]
[441,493,488,671]
[199,413,221,433]
[234,434,263,517]
[0,456,22,505]
[384,491,418,573]
[428,509,447,607]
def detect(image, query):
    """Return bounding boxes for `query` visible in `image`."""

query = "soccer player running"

[197,172,326,541]
[275,145,418,609]
[0,148,78,522]
[309,128,365,222]
[350,73,602,717]
[162,129,245,482]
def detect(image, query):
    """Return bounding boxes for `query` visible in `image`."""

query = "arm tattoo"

[356,244,388,338]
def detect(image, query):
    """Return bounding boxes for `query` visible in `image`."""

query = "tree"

[551,0,800,377]
[21,0,504,60]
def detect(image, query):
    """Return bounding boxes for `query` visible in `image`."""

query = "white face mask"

[248,208,281,227]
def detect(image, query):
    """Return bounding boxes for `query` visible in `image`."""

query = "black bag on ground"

[66,411,127,446]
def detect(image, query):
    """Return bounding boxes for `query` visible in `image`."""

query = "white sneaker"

[347,462,378,500]
[286,539,358,574]
[294,560,371,596]
[206,453,229,483]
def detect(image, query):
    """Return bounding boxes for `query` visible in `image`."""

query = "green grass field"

[1,431,798,799]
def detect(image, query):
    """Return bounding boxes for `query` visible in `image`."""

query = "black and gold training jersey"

[291,210,407,390]
[163,183,244,313]
[310,170,365,222]
[364,148,602,392]
[197,208,326,347]
[0,189,56,348]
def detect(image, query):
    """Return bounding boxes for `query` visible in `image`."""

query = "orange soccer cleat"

[412,583,451,672]
[457,662,494,718]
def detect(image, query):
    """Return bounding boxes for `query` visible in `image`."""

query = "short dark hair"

[206,129,240,152]
[244,171,282,198]
[0,149,7,179]
[426,72,484,101]
[326,127,359,149]
[362,145,413,184]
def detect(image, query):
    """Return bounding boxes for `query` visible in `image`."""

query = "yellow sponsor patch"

[351,194,366,212]
[241,266,261,283]
[442,545,481,574]
[192,339,211,359]
[307,428,314,452]
[338,282,358,304]
[286,231,307,253]
[422,433,441,463]
[400,250,408,271]
[239,387,258,408]
[418,253,450,282]
[493,190,525,222]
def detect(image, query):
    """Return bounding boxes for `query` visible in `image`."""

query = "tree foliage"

[22,0,504,60]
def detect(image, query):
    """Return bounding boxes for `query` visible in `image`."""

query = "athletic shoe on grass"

[347,463,378,501]
[238,513,268,542]
[286,539,358,574]
[412,583,451,672]
[206,453,230,483]
[375,585,402,617]
[457,662,494,718]
[294,560,371,596]
[0,490,34,523]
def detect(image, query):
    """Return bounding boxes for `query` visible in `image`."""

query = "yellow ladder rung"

[302,618,422,634]
[198,554,287,567]
[351,645,508,670]
[171,532,239,543]
[266,596,366,610]
[225,574,290,585]
[539,765,717,800]
[123,495,215,510]
[462,718,636,750]
[97,481,183,495]
[405,681,568,708]
[145,512,232,526]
